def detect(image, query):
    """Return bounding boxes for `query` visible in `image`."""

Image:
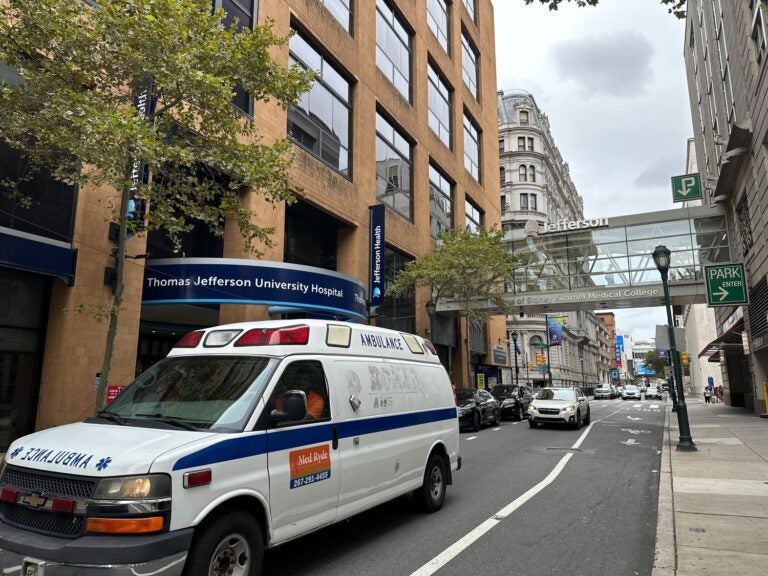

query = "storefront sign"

[752,331,768,352]
[142,258,367,319]
[493,346,507,365]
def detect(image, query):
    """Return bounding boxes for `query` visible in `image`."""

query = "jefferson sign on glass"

[704,263,748,306]
[540,217,608,234]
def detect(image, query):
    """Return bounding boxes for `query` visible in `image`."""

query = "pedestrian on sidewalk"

[704,387,712,404]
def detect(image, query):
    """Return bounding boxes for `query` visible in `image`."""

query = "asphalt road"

[262,397,666,576]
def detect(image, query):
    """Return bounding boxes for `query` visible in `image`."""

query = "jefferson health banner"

[547,315,564,347]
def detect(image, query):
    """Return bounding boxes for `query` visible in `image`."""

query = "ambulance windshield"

[100,356,276,432]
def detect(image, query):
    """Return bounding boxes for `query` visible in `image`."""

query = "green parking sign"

[671,173,702,203]
[705,263,748,306]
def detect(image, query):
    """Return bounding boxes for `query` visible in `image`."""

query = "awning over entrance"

[698,318,744,362]
[0,227,77,285]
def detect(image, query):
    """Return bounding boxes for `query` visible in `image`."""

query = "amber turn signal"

[85,516,164,534]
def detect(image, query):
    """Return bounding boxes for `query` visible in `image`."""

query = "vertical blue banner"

[369,204,385,312]
[616,334,624,352]
[547,314,564,347]
[126,75,155,234]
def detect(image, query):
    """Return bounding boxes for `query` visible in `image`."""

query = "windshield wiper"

[94,411,127,426]
[134,414,200,431]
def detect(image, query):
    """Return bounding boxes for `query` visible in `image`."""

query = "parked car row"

[455,385,591,431]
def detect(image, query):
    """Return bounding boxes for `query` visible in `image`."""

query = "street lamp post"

[425,300,436,341]
[653,245,696,452]
[511,331,519,390]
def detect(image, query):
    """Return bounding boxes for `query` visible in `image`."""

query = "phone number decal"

[291,470,331,489]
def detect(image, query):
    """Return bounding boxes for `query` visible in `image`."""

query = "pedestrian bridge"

[440,204,731,314]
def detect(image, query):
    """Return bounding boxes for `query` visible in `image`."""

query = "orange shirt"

[276,389,325,419]
[305,390,325,419]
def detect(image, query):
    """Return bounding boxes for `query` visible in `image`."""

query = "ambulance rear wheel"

[184,510,264,576]
[416,453,447,512]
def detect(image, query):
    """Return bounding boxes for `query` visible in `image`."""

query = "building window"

[429,164,453,239]
[465,198,483,233]
[500,167,505,184]
[288,30,351,178]
[519,110,529,125]
[736,193,753,255]
[376,0,411,101]
[376,112,412,220]
[379,247,415,333]
[320,0,352,32]
[529,165,536,183]
[520,193,528,210]
[519,165,527,182]
[530,194,537,211]
[527,137,534,151]
[428,64,451,148]
[427,0,449,53]
[219,0,257,113]
[751,0,767,64]
[498,139,504,153]
[500,195,507,213]
[462,0,476,22]
[463,113,480,181]
[0,142,77,243]
[461,31,478,100]
[518,136,525,151]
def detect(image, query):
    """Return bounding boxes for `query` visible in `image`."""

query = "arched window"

[529,165,536,183]
[519,165,527,182]
[500,166,505,184]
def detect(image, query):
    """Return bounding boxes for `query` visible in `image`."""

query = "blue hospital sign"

[142,258,367,319]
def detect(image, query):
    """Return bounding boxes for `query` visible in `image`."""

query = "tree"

[644,350,668,378]
[0,0,313,410]
[387,227,518,387]
[524,0,687,18]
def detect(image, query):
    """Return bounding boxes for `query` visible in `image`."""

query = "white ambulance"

[0,320,460,575]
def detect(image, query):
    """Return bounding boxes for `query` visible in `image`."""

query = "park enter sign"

[671,173,702,203]
[704,263,748,306]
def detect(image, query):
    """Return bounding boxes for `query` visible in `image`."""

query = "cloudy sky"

[493,0,691,341]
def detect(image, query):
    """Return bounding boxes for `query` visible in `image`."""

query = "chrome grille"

[1,466,96,498]
[0,502,83,537]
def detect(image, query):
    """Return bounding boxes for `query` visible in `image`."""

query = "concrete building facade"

[0,0,505,451]
[683,0,768,414]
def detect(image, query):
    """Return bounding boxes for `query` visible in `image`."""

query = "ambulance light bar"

[234,325,310,346]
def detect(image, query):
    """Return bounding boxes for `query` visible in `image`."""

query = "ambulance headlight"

[94,475,171,500]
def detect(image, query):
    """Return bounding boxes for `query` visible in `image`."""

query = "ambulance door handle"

[332,426,339,450]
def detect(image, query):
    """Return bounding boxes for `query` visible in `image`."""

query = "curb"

[652,402,676,575]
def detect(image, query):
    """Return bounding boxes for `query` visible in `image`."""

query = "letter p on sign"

[672,173,702,202]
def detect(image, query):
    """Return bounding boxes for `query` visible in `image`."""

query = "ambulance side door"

[264,359,340,544]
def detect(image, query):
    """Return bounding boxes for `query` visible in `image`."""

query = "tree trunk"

[95,186,130,413]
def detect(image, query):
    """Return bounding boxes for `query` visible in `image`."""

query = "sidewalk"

[653,397,768,575]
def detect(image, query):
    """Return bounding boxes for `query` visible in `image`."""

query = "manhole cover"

[545,447,583,453]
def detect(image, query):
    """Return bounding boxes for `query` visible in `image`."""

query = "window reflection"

[288,31,351,178]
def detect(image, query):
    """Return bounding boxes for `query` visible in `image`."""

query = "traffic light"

[535,351,545,365]
[680,352,689,366]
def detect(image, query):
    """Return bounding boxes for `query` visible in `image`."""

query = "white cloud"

[551,31,654,98]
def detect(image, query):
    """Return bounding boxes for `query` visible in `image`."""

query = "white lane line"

[410,423,594,576]
[493,427,501,431]
[649,404,659,409]
[633,403,642,408]
[466,436,478,440]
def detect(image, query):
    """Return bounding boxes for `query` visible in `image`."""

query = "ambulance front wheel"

[416,453,447,512]
[184,510,264,576]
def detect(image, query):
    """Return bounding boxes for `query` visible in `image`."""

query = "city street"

[262,399,666,576]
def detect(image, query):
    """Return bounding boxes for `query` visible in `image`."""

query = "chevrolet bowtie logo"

[22,493,47,508]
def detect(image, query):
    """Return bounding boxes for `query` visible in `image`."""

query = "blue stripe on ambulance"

[172,407,458,471]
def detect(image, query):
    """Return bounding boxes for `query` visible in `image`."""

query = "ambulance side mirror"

[271,390,307,424]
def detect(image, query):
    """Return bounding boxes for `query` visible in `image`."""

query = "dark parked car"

[490,385,535,420]
[456,388,500,431]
